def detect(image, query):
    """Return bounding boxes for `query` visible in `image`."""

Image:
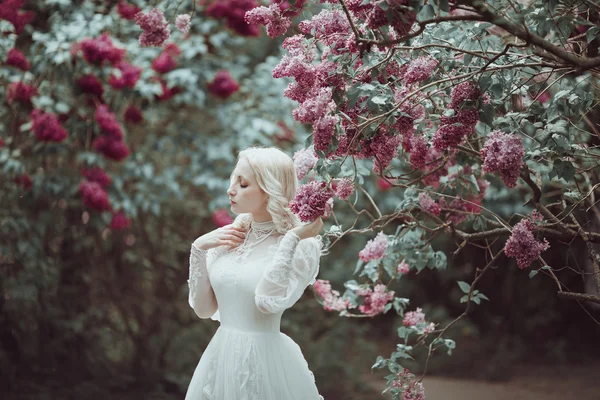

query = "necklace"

[232,219,276,262]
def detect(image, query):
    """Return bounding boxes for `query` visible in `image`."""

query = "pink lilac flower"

[81,166,112,188]
[421,148,449,189]
[152,50,178,73]
[7,82,37,107]
[403,307,426,326]
[116,1,141,20]
[108,61,142,89]
[292,147,318,180]
[14,174,32,190]
[92,136,130,161]
[314,279,351,312]
[110,210,131,229]
[95,105,123,140]
[396,261,410,275]
[135,8,171,47]
[481,131,524,188]
[323,197,334,218]
[408,134,428,169]
[212,208,233,227]
[0,0,35,34]
[151,42,182,74]
[376,177,392,191]
[153,77,182,101]
[30,109,68,142]
[207,0,261,37]
[292,87,334,124]
[432,81,482,150]
[298,9,351,50]
[368,131,403,174]
[403,56,437,85]
[391,369,425,400]
[335,178,354,200]
[79,180,112,211]
[418,192,441,216]
[77,74,104,98]
[358,284,395,316]
[423,322,435,334]
[175,14,191,34]
[273,0,307,16]
[359,231,388,262]
[313,115,339,155]
[207,70,240,99]
[6,48,30,71]
[289,180,334,222]
[80,33,126,66]
[245,4,291,38]
[504,213,550,269]
[366,0,416,36]
[124,105,143,124]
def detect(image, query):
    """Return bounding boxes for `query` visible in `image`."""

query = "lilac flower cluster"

[356,284,395,316]
[314,279,351,312]
[504,212,550,269]
[432,81,482,150]
[289,180,334,222]
[481,130,524,188]
[245,4,292,38]
[418,192,441,216]
[6,48,30,71]
[358,231,388,262]
[292,147,318,180]
[30,109,68,142]
[79,181,111,211]
[92,105,130,161]
[135,8,171,47]
[335,178,354,200]
[207,70,240,99]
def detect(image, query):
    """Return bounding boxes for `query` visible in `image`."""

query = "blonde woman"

[185,146,325,400]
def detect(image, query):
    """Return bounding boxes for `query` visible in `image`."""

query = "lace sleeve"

[254,231,322,314]
[188,243,219,319]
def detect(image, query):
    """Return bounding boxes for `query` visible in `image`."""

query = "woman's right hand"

[193,224,247,250]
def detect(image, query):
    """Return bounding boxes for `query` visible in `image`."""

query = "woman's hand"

[291,217,324,240]
[193,223,247,250]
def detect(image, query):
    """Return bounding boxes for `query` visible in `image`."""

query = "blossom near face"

[227,157,269,218]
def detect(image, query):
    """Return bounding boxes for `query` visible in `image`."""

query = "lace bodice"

[187,216,322,330]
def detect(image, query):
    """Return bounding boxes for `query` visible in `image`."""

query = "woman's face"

[227,157,269,217]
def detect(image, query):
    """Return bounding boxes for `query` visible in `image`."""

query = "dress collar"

[250,218,276,231]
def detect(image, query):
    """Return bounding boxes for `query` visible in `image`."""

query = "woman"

[185,146,325,400]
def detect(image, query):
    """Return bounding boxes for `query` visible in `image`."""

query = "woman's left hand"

[291,217,324,240]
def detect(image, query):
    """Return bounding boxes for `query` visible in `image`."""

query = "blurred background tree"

[1,0,600,399]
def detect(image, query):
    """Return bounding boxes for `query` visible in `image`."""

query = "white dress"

[185,217,325,400]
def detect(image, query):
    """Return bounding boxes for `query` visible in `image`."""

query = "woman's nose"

[227,187,235,196]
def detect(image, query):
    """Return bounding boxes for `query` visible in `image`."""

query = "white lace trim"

[255,231,322,314]
[188,244,208,309]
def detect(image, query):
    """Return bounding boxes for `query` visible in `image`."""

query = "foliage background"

[1,0,600,399]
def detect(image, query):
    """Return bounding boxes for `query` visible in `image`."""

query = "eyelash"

[240,184,248,188]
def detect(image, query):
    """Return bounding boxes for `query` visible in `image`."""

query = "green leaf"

[479,103,495,128]
[418,4,435,21]
[549,159,575,181]
[529,270,539,279]
[438,0,449,12]
[457,280,471,294]
[587,27,600,44]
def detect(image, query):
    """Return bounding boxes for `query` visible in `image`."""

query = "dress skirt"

[185,325,323,400]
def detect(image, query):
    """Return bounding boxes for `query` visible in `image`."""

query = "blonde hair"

[231,146,301,234]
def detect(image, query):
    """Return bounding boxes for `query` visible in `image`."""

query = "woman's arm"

[188,241,218,319]
[254,230,322,314]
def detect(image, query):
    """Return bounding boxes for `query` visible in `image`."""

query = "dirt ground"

[367,362,600,400]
